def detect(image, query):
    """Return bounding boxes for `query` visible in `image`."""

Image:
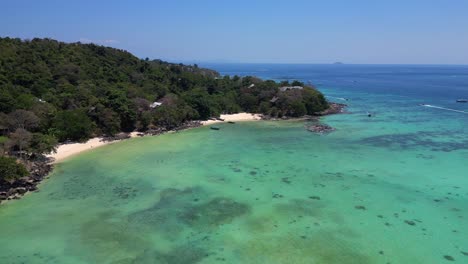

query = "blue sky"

[2,0,468,64]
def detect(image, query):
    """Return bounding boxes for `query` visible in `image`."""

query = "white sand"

[48,113,262,163]
[201,112,262,125]
[47,138,118,163]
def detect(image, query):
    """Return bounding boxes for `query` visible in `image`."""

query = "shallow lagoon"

[1,115,467,263]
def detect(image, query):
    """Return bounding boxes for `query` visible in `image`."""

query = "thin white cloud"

[78,38,119,45]
[102,39,119,44]
[78,38,93,44]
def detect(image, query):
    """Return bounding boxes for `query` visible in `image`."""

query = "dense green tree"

[153,105,183,129]
[0,88,15,112]
[7,110,40,131]
[0,136,8,155]
[182,88,218,119]
[96,108,121,136]
[259,101,271,115]
[29,133,58,155]
[291,80,304,86]
[52,110,94,141]
[0,156,29,181]
[137,111,153,131]
[6,128,32,159]
[103,89,137,131]
[289,101,307,117]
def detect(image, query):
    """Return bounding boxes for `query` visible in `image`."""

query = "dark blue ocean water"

[203,63,468,109]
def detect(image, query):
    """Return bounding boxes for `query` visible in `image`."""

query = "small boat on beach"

[456,99,468,103]
[210,126,220,130]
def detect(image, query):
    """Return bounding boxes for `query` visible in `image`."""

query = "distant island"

[0,37,341,202]
[333,62,344,65]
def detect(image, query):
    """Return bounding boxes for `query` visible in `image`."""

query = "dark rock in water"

[308,196,321,200]
[355,205,366,210]
[306,124,335,134]
[181,197,250,227]
[404,220,416,226]
[443,255,455,261]
[281,177,291,184]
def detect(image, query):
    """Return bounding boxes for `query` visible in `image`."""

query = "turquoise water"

[1,65,468,263]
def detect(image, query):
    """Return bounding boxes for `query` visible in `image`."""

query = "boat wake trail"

[421,104,468,114]
[326,96,348,101]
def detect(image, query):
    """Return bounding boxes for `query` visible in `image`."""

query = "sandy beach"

[201,112,262,125]
[47,137,127,163]
[47,113,262,163]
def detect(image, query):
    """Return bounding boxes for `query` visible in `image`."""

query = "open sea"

[0,64,467,263]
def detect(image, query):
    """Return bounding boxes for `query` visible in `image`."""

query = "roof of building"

[279,86,303,92]
[149,102,163,108]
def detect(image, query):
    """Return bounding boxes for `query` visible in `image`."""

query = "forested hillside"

[0,37,328,177]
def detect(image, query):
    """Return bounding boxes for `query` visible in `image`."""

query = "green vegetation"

[0,37,328,163]
[0,156,29,181]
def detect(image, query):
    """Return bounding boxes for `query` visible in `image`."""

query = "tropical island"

[0,37,344,202]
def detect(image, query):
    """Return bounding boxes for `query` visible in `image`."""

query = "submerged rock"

[181,197,250,228]
[306,124,335,134]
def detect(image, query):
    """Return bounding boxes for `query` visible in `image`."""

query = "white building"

[149,102,163,108]
[279,86,303,92]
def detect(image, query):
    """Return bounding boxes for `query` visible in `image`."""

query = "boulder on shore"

[15,187,28,195]
[315,103,347,116]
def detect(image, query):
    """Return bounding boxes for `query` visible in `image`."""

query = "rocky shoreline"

[0,158,53,203]
[315,103,347,116]
[306,103,347,134]
[0,104,345,204]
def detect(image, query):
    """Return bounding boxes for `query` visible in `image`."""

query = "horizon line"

[170,61,468,66]
[3,36,467,66]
